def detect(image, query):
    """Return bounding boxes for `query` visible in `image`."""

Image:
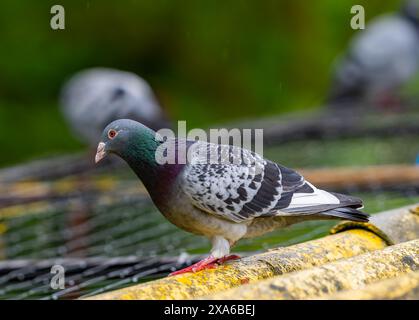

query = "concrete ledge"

[322,270,419,300]
[204,239,419,300]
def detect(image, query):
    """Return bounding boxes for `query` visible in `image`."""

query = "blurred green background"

[0,0,402,167]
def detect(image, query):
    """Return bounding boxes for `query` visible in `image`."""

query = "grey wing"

[181,142,367,223]
[181,142,307,223]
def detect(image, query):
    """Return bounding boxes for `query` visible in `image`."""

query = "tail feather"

[329,192,363,208]
[320,206,370,222]
[278,184,369,222]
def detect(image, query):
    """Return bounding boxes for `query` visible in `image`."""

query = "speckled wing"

[181,141,307,223]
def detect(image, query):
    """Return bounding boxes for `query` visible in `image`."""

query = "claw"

[168,254,241,276]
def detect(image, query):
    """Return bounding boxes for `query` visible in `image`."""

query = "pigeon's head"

[95,119,157,164]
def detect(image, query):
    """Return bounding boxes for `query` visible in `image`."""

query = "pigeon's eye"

[108,129,118,139]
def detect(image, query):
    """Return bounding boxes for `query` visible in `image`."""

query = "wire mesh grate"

[1,132,419,299]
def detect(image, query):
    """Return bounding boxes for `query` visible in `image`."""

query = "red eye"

[108,129,117,139]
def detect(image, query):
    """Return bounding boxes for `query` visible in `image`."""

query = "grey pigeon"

[60,68,169,147]
[95,119,368,275]
[328,0,419,109]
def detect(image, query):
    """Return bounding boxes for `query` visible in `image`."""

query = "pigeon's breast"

[155,179,247,241]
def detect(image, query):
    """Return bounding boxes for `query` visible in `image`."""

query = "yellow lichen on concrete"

[86,229,387,300]
[330,204,419,245]
[205,239,419,300]
[322,270,419,300]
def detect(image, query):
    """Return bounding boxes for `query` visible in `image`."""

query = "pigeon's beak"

[95,142,107,164]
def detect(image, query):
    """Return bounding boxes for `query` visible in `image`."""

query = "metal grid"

[0,184,206,299]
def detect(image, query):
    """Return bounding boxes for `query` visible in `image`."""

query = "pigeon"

[95,119,368,275]
[60,67,170,147]
[327,0,419,110]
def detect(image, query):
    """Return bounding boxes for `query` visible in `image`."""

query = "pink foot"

[169,254,241,276]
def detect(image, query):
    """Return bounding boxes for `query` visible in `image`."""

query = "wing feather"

[181,141,365,223]
[182,142,305,222]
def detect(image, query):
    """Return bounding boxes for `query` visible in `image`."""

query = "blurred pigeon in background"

[327,0,419,111]
[60,68,170,147]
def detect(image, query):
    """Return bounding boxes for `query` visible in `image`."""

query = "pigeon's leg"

[168,236,239,276]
